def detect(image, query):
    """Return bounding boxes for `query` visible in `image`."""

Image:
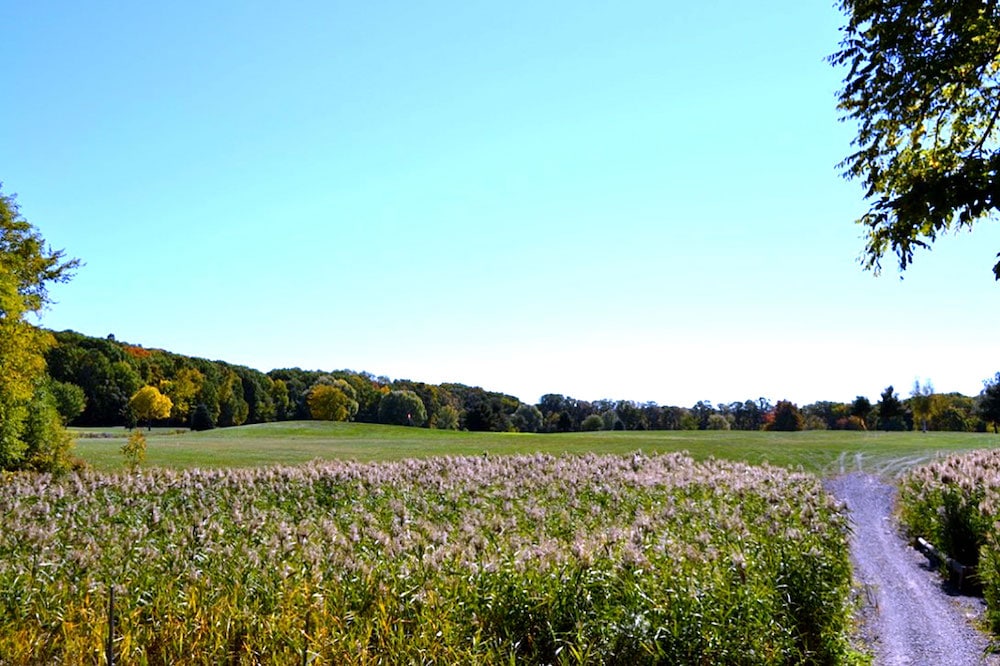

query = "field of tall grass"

[898,449,1000,633]
[0,452,853,664]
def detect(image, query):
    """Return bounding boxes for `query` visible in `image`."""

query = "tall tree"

[690,401,715,430]
[877,385,909,431]
[831,0,1000,278]
[217,369,250,427]
[849,395,873,430]
[48,379,87,425]
[980,372,1000,433]
[909,380,939,432]
[431,404,460,430]
[511,403,544,433]
[378,390,427,427]
[768,400,804,432]
[161,367,203,423]
[0,185,79,470]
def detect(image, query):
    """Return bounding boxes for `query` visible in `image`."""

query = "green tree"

[831,0,1000,278]
[48,379,87,425]
[458,388,513,432]
[876,385,909,431]
[378,390,427,427]
[803,401,850,430]
[580,414,604,432]
[980,373,1000,433]
[21,384,74,473]
[600,409,621,431]
[190,403,215,431]
[849,396,873,430]
[345,372,389,423]
[929,393,979,431]
[129,385,173,430]
[431,404,460,430]
[690,401,715,430]
[616,401,648,430]
[0,185,79,470]
[511,404,544,433]
[217,369,249,427]
[270,378,291,421]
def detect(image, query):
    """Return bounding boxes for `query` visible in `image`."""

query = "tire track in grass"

[873,454,935,479]
[826,473,998,665]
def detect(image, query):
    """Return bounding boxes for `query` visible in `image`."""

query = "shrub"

[706,414,731,430]
[121,429,147,471]
[803,415,828,431]
[834,416,867,431]
[21,388,74,473]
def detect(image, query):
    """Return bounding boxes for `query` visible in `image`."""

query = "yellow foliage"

[121,429,146,470]
[161,367,203,419]
[129,385,173,425]
[307,384,352,421]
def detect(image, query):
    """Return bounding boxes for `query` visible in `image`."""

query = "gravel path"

[826,473,998,665]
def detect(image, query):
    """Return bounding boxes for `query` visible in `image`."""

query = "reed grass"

[0,452,853,664]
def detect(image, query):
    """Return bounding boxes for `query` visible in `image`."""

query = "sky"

[4,1,999,408]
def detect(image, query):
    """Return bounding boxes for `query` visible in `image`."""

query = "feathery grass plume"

[0,453,853,664]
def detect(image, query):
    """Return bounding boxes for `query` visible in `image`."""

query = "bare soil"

[826,473,999,665]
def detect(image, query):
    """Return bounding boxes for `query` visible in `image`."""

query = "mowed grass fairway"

[72,421,1000,476]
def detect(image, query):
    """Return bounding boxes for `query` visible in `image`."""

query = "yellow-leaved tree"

[307,378,359,422]
[129,385,173,430]
[0,184,79,471]
[160,367,203,422]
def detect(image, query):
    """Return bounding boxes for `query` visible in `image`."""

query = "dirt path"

[826,473,998,665]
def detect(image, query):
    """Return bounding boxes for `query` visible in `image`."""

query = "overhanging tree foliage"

[831,0,1000,278]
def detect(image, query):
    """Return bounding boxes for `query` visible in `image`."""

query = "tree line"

[42,329,1000,436]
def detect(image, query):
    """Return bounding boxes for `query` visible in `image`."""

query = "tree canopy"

[378,390,427,427]
[0,186,79,471]
[877,385,909,431]
[768,400,804,432]
[307,378,359,422]
[980,372,1000,433]
[831,0,1000,278]
[129,385,173,429]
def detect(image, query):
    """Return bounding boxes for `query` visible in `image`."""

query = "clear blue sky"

[5,1,999,407]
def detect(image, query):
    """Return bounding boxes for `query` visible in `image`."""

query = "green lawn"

[71,421,1000,477]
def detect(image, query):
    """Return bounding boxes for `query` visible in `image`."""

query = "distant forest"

[45,330,1000,434]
